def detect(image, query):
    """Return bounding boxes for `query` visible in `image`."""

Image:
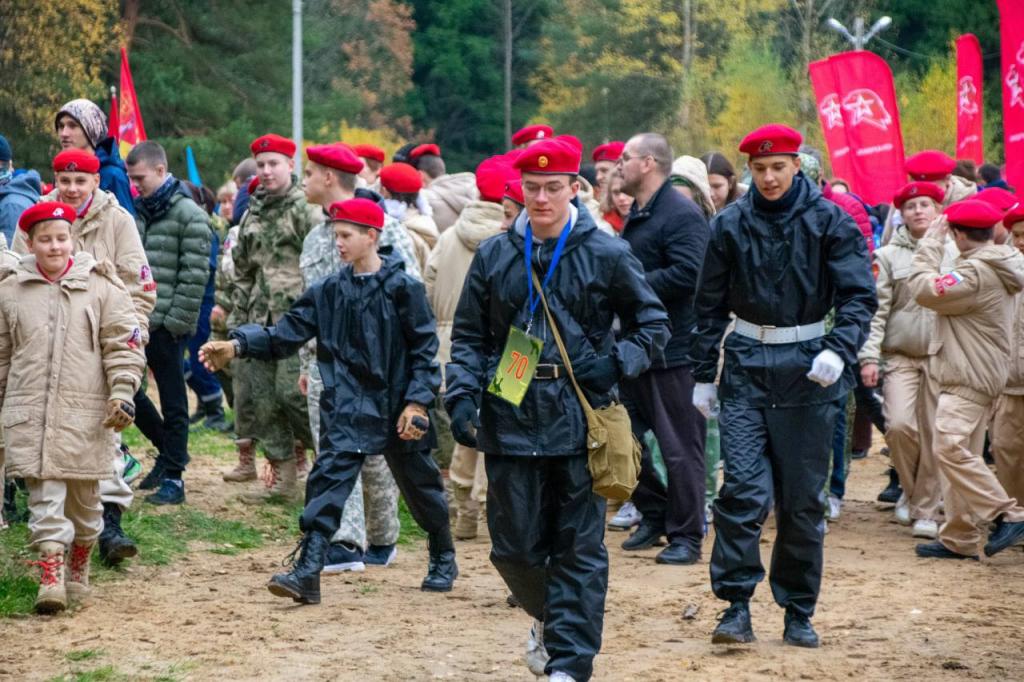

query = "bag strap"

[531,269,594,417]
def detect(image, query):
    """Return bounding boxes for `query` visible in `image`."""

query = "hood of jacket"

[890,224,919,250]
[16,250,98,283]
[968,244,1024,296]
[427,172,478,213]
[945,175,978,205]
[454,200,504,251]
[0,170,41,201]
[94,136,127,172]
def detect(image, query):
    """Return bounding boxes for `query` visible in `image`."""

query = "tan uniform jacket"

[909,237,1024,404]
[0,253,145,480]
[422,172,478,232]
[402,208,439,275]
[1005,292,1024,395]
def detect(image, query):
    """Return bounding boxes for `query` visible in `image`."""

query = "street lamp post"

[826,15,892,50]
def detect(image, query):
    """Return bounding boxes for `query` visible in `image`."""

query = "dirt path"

[3,447,1024,681]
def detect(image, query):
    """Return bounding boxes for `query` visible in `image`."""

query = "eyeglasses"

[522,181,569,197]
[617,152,651,165]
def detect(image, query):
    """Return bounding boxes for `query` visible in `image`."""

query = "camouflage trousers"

[307,363,400,548]
[234,355,314,461]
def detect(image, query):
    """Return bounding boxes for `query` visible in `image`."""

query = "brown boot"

[33,541,67,614]
[241,457,298,504]
[66,540,94,601]
[452,484,479,540]
[294,441,309,479]
[223,438,257,482]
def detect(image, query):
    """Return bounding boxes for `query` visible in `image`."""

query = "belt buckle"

[759,325,776,342]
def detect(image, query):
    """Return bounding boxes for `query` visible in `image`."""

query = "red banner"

[999,0,1024,188]
[117,47,147,159]
[956,34,984,164]
[809,58,856,184]
[808,51,905,206]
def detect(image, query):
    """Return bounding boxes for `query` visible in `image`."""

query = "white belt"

[733,318,827,345]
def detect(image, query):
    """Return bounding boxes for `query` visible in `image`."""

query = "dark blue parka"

[231,251,441,455]
[95,136,136,217]
[445,203,670,457]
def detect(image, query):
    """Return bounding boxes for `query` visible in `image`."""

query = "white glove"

[692,382,720,419]
[807,349,844,388]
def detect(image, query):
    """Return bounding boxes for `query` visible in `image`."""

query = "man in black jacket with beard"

[446,139,669,682]
[617,132,711,565]
[690,124,875,649]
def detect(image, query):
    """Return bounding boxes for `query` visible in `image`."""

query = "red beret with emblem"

[328,197,384,231]
[515,139,581,176]
[19,201,76,232]
[894,181,944,209]
[944,199,1004,229]
[379,162,423,194]
[512,124,554,146]
[351,144,385,163]
[739,124,803,157]
[250,134,296,158]
[475,156,514,203]
[905,150,956,181]
[52,149,99,174]
[306,144,364,174]
[504,179,525,206]
[975,187,1019,212]
[1004,203,1024,230]
[409,143,441,160]
[591,141,625,163]
[555,134,584,153]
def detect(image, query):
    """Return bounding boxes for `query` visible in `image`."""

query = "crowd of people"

[1,95,1024,681]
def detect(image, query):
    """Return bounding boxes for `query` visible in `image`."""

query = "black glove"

[574,355,620,395]
[448,399,480,448]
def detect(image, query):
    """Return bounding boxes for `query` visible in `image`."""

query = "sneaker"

[711,601,755,644]
[121,446,142,484]
[912,519,938,539]
[138,460,166,490]
[827,494,842,521]
[525,619,550,676]
[322,542,366,574]
[894,495,911,526]
[915,541,978,561]
[984,516,1024,557]
[364,543,397,567]
[783,610,820,648]
[608,501,642,531]
[145,478,185,506]
[548,673,576,682]
[876,468,902,506]
[851,449,868,460]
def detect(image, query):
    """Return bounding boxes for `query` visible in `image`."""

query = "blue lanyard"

[525,217,572,322]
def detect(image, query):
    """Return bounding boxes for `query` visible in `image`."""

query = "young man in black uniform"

[690,124,876,648]
[445,138,669,682]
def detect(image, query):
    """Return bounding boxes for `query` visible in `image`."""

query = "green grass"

[65,650,105,663]
[47,664,124,682]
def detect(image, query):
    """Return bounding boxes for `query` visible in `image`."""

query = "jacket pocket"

[2,407,30,429]
[84,306,99,352]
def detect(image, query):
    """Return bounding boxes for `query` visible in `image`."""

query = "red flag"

[809,58,856,184]
[118,47,147,158]
[956,34,984,164]
[108,88,119,142]
[813,51,906,206]
[999,0,1024,188]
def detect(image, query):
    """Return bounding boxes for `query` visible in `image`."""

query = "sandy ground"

[3,444,1024,682]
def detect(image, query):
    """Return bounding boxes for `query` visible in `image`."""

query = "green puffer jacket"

[227,179,322,328]
[138,193,211,336]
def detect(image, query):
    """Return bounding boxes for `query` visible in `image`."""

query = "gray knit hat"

[55,99,108,149]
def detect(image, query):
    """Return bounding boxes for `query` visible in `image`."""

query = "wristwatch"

[231,338,243,357]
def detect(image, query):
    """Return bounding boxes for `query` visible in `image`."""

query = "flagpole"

[292,0,303,173]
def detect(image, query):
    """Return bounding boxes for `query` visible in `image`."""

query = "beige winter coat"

[424,199,504,383]
[402,207,440,274]
[859,226,958,364]
[909,238,1024,404]
[423,173,478,232]
[0,253,145,480]
[17,189,156,335]
[1005,292,1024,395]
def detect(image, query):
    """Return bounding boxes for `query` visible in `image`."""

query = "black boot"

[712,601,755,644]
[783,610,820,648]
[421,527,458,592]
[98,503,138,567]
[267,532,328,604]
[200,399,233,433]
[876,467,902,505]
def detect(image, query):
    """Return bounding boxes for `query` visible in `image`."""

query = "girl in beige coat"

[0,203,145,613]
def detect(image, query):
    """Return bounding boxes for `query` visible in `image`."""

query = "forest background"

[0,0,1002,181]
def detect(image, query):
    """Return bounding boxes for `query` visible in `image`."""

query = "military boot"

[66,540,95,601]
[421,527,458,592]
[267,531,329,604]
[33,541,67,614]
[452,483,479,540]
[223,438,257,483]
[98,503,137,567]
[241,457,298,504]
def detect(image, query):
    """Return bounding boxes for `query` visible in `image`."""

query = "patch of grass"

[121,407,238,465]
[397,496,428,545]
[65,650,105,663]
[0,514,36,617]
[47,665,124,682]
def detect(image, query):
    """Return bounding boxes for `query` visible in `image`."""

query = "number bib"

[487,326,544,407]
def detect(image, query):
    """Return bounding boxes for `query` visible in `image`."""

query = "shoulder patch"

[934,270,964,296]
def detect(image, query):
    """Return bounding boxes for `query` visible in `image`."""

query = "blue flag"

[186,145,203,187]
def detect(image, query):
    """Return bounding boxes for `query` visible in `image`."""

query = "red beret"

[52,149,99,174]
[247,176,260,194]
[894,181,944,209]
[944,199,1005,229]
[250,134,296,158]
[905,150,956,181]
[475,156,513,203]
[351,144,385,163]
[379,162,423,194]
[515,139,581,176]
[555,135,584,153]
[975,187,1019,212]
[19,201,76,232]
[409,143,441,160]
[512,125,553,146]
[592,141,625,163]
[328,198,384,231]
[1005,204,1024,230]
[739,124,803,156]
[504,179,525,206]
[306,144,364,174]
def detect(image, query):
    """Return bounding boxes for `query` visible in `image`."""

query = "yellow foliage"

[310,121,411,161]
[896,54,957,156]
